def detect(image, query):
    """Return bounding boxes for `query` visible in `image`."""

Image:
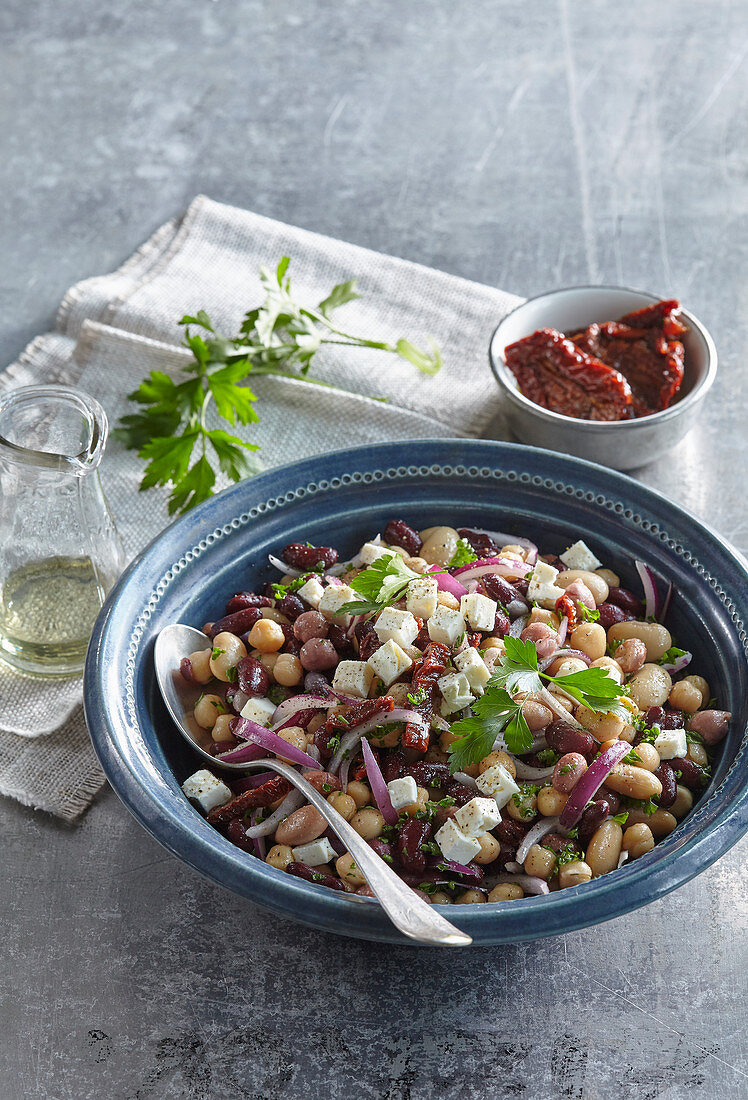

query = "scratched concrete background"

[1,2,747,1097]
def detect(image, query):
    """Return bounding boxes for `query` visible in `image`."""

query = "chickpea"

[557,569,609,605]
[327,791,357,821]
[524,844,556,879]
[346,781,371,808]
[211,713,235,742]
[420,526,459,567]
[625,807,677,837]
[682,674,709,707]
[430,890,453,904]
[209,631,247,682]
[627,664,672,710]
[260,606,286,624]
[265,844,294,870]
[276,726,307,761]
[595,568,620,587]
[188,648,213,684]
[629,742,660,772]
[687,741,709,768]
[259,651,280,678]
[488,883,524,901]
[436,590,460,611]
[622,823,655,860]
[575,705,626,742]
[193,693,225,729]
[604,764,662,801]
[549,657,589,677]
[570,622,607,661]
[614,637,647,675]
[591,656,624,685]
[335,853,367,888]
[479,750,516,778]
[247,619,285,653]
[669,680,703,715]
[455,889,487,904]
[521,699,553,731]
[670,784,693,820]
[350,806,385,839]
[585,820,623,876]
[272,653,303,687]
[402,787,430,818]
[558,860,593,888]
[537,785,568,816]
[506,785,538,822]
[528,607,560,629]
[607,621,672,662]
[473,833,501,864]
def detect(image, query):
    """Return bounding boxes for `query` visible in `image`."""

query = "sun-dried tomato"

[403,642,450,752]
[555,592,579,630]
[324,696,394,736]
[505,328,634,421]
[206,775,293,825]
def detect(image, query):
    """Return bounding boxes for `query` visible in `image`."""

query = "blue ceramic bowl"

[84,440,748,945]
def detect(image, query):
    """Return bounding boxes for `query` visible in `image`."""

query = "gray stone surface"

[1,1,747,1097]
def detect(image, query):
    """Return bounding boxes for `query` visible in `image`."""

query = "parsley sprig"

[447,636,627,770]
[338,553,422,616]
[115,257,442,515]
[447,538,478,569]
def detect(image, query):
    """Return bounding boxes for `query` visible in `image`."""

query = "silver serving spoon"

[154,623,472,947]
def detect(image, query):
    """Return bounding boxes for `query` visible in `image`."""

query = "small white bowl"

[489,286,717,470]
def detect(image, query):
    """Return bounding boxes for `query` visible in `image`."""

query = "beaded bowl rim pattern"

[84,440,748,945]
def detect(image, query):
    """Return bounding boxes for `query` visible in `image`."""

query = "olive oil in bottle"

[0,556,107,675]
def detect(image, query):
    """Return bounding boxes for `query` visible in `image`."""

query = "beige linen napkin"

[0,195,521,818]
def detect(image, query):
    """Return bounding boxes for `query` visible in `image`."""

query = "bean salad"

[179,521,731,905]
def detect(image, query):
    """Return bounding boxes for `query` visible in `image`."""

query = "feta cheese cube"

[434,818,482,865]
[454,796,502,838]
[560,540,602,573]
[292,837,337,865]
[374,607,419,649]
[332,660,374,700]
[366,638,413,687]
[654,727,688,760]
[454,647,492,695]
[406,576,438,620]
[386,775,418,811]
[296,575,325,609]
[358,540,390,565]
[460,592,498,632]
[318,583,358,624]
[182,769,232,813]
[437,671,475,714]
[427,604,466,647]
[527,560,565,609]
[240,696,276,727]
[476,762,521,810]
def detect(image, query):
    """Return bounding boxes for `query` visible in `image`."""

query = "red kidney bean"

[285,637,303,657]
[545,720,598,762]
[384,519,423,556]
[327,623,352,653]
[236,655,270,697]
[597,602,635,630]
[564,579,596,611]
[515,578,530,597]
[543,831,582,857]
[226,820,255,852]
[179,657,195,683]
[670,757,709,791]
[304,671,331,694]
[282,544,339,571]
[356,884,376,897]
[381,751,408,783]
[444,779,476,806]
[313,728,335,762]
[355,619,381,661]
[225,592,273,614]
[607,587,644,616]
[652,708,685,730]
[492,610,511,637]
[552,752,587,794]
[688,710,731,746]
[294,611,329,642]
[368,837,397,865]
[208,607,261,638]
[300,638,339,671]
[577,801,612,848]
[275,593,305,621]
[457,528,500,558]
[286,862,347,891]
[397,819,432,871]
[654,762,677,808]
[404,761,450,789]
[482,573,523,607]
[495,818,528,853]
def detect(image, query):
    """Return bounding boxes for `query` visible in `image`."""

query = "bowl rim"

[84,438,748,945]
[488,285,718,432]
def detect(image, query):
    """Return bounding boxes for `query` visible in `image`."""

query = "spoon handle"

[260,759,472,947]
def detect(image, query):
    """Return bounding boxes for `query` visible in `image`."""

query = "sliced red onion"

[428,565,467,599]
[451,771,479,789]
[339,754,354,791]
[431,858,481,878]
[244,790,305,838]
[516,816,561,866]
[326,562,348,577]
[617,850,629,869]
[430,714,451,733]
[539,647,592,672]
[559,741,631,830]
[225,717,319,769]
[471,528,537,558]
[484,874,549,896]
[453,558,531,583]
[324,575,345,587]
[231,771,276,793]
[557,616,568,646]
[361,738,398,825]
[271,693,330,725]
[508,613,529,638]
[506,599,529,620]
[503,861,522,873]
[662,651,692,674]
[216,740,266,764]
[512,758,557,781]
[329,727,364,777]
[272,708,325,733]
[660,582,673,623]
[538,687,584,729]
[248,810,267,858]
[328,708,426,774]
[268,552,302,577]
[226,688,251,715]
[635,560,659,621]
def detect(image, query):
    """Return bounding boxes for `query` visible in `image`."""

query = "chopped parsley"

[210,647,225,661]
[576,603,600,623]
[623,748,642,765]
[226,665,238,683]
[536,748,561,766]
[407,687,427,707]
[448,538,479,569]
[267,684,291,705]
[337,553,422,616]
[271,573,314,599]
[611,811,630,826]
[658,646,688,666]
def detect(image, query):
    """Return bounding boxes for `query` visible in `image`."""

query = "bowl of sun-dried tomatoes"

[489,286,717,470]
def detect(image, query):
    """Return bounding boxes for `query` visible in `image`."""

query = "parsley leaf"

[658,646,688,666]
[577,603,600,623]
[447,538,478,569]
[448,686,532,770]
[489,636,543,696]
[611,811,630,826]
[338,553,420,616]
